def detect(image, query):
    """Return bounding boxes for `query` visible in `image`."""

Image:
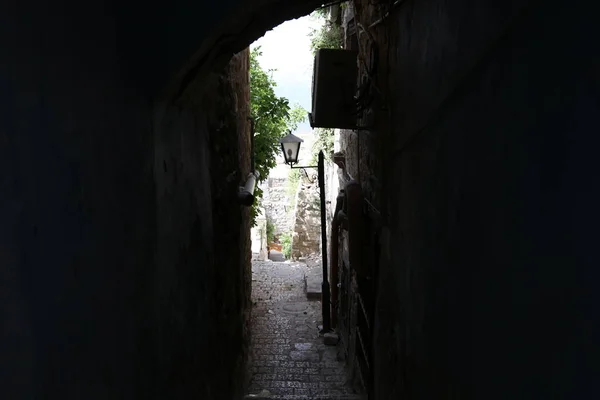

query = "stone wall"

[340,1,600,399]
[262,176,294,237]
[0,0,334,395]
[3,0,598,399]
[251,206,268,260]
[0,1,252,395]
[260,133,318,241]
[289,149,339,262]
[324,130,342,261]
[155,53,253,399]
[208,49,253,396]
[291,178,321,259]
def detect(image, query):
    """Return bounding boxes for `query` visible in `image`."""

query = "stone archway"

[164,0,326,103]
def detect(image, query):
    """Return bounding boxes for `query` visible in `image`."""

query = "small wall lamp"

[238,172,258,206]
[239,117,258,207]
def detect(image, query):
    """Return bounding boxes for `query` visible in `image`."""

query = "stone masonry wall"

[251,206,268,261]
[127,49,254,400]
[291,178,321,259]
[324,130,341,263]
[3,1,597,399]
[262,176,294,237]
[344,1,600,399]
[261,133,318,241]
[210,48,253,395]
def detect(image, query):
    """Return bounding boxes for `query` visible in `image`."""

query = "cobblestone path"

[246,261,359,399]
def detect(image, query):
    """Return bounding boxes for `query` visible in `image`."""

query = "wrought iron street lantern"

[279,131,303,166]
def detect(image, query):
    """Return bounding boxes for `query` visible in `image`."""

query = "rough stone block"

[324,332,339,346]
[305,270,322,300]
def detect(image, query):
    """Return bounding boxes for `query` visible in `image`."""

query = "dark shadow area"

[1,0,598,399]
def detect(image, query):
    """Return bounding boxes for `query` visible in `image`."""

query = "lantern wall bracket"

[289,164,318,183]
[289,165,317,169]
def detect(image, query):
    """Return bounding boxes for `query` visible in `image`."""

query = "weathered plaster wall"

[342,0,600,399]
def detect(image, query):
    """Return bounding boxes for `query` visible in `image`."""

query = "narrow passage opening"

[244,10,361,399]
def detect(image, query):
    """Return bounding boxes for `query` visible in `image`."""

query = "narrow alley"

[2,0,598,399]
[246,260,360,399]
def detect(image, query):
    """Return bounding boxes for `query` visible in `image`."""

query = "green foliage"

[287,106,308,131]
[250,46,307,225]
[250,47,291,182]
[258,223,266,243]
[311,128,336,164]
[249,186,263,226]
[313,6,330,18]
[311,196,321,211]
[281,232,293,259]
[287,168,301,198]
[308,10,344,56]
[266,220,275,244]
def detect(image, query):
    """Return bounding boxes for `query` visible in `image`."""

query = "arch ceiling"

[165,0,327,102]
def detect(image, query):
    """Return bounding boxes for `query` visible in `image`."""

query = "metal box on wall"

[309,48,358,129]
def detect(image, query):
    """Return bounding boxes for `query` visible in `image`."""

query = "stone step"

[304,269,322,300]
[268,249,286,262]
[245,394,363,400]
